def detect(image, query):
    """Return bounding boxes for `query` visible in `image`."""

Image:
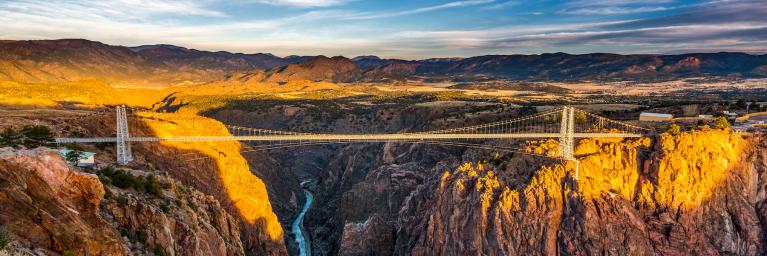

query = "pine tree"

[0,128,21,148]
[64,143,85,165]
[20,125,54,148]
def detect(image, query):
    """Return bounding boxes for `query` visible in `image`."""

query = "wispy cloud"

[382,1,767,56]
[0,0,228,19]
[248,0,351,8]
[564,0,676,8]
[347,0,496,19]
[561,6,675,15]
[482,1,520,10]
[0,0,766,58]
[560,0,679,15]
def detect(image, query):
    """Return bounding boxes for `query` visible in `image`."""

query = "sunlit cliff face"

[136,112,284,240]
[418,129,752,255]
[441,129,747,219]
[575,130,744,210]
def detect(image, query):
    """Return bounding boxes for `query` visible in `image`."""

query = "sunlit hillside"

[0,80,166,108]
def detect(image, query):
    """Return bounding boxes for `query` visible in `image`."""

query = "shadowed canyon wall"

[0,110,287,255]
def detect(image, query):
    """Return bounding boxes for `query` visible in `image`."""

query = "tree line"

[0,125,55,148]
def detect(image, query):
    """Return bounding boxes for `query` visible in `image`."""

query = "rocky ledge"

[0,147,244,256]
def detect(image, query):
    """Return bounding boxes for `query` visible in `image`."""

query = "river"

[291,188,313,256]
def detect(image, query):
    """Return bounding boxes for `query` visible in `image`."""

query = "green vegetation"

[116,195,128,206]
[103,188,112,200]
[144,175,163,197]
[0,225,12,249]
[120,228,130,238]
[187,198,198,211]
[135,229,147,243]
[97,167,166,197]
[0,128,21,148]
[666,124,681,136]
[64,143,85,165]
[0,125,54,148]
[714,116,731,130]
[119,228,148,244]
[21,125,55,148]
[154,246,165,256]
[62,251,75,256]
[159,201,171,213]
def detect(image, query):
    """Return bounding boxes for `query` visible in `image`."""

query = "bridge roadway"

[56,133,642,144]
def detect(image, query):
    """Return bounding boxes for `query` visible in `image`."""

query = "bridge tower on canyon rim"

[115,105,133,165]
[558,106,576,161]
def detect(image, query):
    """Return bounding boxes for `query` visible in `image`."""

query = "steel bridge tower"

[116,105,133,165]
[559,106,576,160]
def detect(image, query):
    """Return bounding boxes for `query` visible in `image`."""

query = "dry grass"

[0,80,167,108]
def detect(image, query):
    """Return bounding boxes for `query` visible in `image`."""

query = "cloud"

[0,0,228,19]
[564,0,675,7]
[347,0,496,19]
[0,0,766,58]
[0,0,298,46]
[382,0,767,56]
[560,0,679,15]
[481,1,520,10]
[561,6,675,15]
[248,0,351,7]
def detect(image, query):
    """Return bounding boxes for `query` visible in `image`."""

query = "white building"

[639,112,673,122]
[59,149,96,167]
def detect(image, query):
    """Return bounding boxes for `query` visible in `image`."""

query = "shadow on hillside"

[69,108,287,255]
[151,92,189,113]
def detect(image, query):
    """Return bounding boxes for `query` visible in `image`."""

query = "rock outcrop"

[0,147,123,255]
[128,112,287,255]
[99,170,245,256]
[0,147,246,255]
[396,131,767,255]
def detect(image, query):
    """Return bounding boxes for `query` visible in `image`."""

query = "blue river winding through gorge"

[291,188,313,256]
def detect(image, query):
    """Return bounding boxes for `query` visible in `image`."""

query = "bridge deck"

[56,133,643,143]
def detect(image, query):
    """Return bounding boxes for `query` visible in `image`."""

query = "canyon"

[3,99,767,255]
[1,39,767,255]
[207,101,767,255]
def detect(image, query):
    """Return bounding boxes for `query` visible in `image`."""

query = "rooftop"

[640,112,673,118]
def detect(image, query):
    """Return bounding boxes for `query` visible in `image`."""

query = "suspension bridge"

[55,106,652,166]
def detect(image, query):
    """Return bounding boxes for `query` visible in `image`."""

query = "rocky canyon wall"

[394,131,767,255]
[0,147,244,255]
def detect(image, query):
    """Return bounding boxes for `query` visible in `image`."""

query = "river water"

[291,189,313,256]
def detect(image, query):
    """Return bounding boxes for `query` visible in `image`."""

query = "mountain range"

[1,39,767,85]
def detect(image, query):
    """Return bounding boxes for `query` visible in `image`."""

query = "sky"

[0,0,765,59]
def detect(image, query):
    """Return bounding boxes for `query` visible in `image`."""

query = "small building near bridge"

[639,112,673,122]
[59,149,96,167]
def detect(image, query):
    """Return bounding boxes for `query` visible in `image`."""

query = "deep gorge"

[205,100,767,255]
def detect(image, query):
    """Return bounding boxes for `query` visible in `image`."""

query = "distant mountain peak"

[1,39,766,84]
[420,57,465,63]
[129,44,190,53]
[264,55,360,83]
[352,55,381,61]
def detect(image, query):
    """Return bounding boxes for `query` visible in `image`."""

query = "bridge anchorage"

[56,105,650,177]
